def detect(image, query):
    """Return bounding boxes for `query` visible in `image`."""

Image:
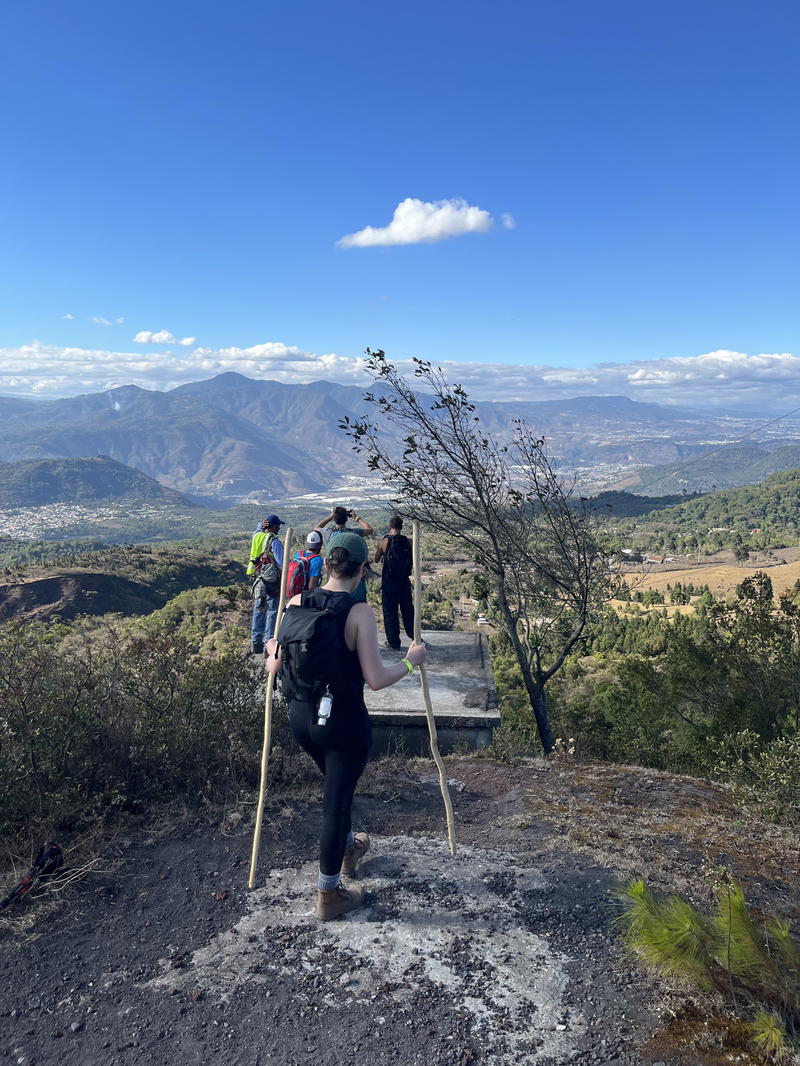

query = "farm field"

[627,558,800,598]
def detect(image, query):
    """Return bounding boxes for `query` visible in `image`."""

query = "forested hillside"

[622,442,800,495]
[618,467,800,553]
[0,541,245,622]
[0,456,195,507]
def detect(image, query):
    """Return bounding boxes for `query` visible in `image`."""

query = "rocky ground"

[1,757,798,1066]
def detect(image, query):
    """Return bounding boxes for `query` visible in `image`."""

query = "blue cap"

[266,514,284,526]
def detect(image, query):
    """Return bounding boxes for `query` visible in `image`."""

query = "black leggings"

[290,702,371,876]
[381,577,414,647]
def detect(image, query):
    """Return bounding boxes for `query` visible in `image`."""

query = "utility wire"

[631,401,800,497]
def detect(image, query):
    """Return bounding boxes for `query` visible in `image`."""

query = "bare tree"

[340,350,618,753]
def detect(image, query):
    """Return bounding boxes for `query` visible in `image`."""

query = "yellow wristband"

[401,657,414,674]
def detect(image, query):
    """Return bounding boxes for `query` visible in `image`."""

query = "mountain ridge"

[2,374,800,504]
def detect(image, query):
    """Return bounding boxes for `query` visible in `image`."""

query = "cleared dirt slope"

[0,758,797,1066]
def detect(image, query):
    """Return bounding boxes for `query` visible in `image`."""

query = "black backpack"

[253,534,280,598]
[276,590,355,703]
[382,533,412,580]
[252,563,280,604]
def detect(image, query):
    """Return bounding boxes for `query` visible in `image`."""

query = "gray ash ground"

[2,757,796,1066]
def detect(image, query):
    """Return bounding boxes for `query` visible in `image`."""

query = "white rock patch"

[149,835,582,1063]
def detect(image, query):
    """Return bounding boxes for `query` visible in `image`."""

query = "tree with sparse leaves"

[340,349,618,753]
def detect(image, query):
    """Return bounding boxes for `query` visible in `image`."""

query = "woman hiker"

[265,532,426,920]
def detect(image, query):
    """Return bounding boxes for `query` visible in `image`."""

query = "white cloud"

[178,336,196,347]
[501,213,516,230]
[337,197,501,248]
[91,316,112,326]
[61,313,74,320]
[2,343,800,415]
[115,316,125,325]
[133,329,176,344]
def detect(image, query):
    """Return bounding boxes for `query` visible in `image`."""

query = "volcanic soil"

[1,757,798,1066]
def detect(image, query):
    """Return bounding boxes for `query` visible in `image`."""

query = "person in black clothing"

[265,532,426,920]
[374,515,415,650]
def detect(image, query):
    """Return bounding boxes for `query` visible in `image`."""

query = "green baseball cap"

[327,531,368,563]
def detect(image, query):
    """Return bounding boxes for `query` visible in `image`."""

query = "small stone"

[69,1022,83,1034]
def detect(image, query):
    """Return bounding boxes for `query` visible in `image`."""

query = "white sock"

[318,871,340,892]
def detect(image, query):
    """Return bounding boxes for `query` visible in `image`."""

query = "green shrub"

[0,617,284,841]
[714,730,800,826]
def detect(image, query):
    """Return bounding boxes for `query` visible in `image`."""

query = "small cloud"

[501,213,516,230]
[178,336,196,347]
[133,329,176,344]
[91,316,112,326]
[61,313,74,320]
[337,197,503,248]
[114,316,125,325]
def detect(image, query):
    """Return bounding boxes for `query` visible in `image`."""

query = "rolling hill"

[0,456,196,508]
[617,443,800,495]
[622,466,800,546]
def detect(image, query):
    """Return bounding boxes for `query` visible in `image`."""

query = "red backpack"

[286,550,316,597]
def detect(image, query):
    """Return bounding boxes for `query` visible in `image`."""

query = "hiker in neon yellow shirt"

[246,519,271,576]
[249,514,284,654]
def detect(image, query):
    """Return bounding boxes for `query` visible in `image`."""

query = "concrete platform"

[368,630,500,756]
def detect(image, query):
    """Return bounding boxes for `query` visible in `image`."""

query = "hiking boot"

[315,883,364,921]
[250,640,264,655]
[341,832,370,877]
[382,641,401,651]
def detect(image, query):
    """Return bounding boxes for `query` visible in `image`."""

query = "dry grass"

[0,826,116,937]
[624,560,800,599]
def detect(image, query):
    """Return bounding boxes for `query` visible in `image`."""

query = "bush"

[0,618,281,841]
[714,730,800,826]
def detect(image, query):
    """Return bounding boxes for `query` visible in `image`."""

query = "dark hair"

[390,515,403,531]
[327,545,363,579]
[333,506,348,526]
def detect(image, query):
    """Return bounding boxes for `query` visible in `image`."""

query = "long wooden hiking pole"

[248,525,294,888]
[412,520,457,856]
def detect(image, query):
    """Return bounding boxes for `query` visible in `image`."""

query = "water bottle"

[317,691,333,726]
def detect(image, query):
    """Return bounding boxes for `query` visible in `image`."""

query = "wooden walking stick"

[248,525,294,888]
[412,520,457,855]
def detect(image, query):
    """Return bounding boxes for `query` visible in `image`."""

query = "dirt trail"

[1,758,796,1066]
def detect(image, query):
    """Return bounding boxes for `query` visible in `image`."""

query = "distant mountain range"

[1,373,800,504]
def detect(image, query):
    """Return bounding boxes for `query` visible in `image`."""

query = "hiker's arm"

[308,555,323,590]
[351,606,427,690]
[351,511,374,536]
[265,638,282,674]
[315,512,334,531]
[374,537,387,563]
[271,537,284,568]
[264,593,301,673]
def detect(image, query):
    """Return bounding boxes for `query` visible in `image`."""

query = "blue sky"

[1,0,799,407]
